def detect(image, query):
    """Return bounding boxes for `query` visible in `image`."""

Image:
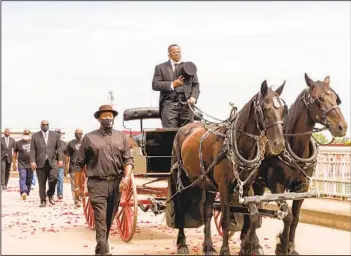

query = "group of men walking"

[1,125,84,207]
[1,44,200,255]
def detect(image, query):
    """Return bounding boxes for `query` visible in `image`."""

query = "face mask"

[41,126,49,132]
[22,135,30,141]
[75,134,82,141]
[100,118,114,129]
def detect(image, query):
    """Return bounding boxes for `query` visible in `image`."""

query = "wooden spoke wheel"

[116,172,138,242]
[81,171,95,230]
[213,193,235,238]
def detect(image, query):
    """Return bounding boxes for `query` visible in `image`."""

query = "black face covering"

[100,119,114,135]
[75,134,82,141]
[41,126,49,132]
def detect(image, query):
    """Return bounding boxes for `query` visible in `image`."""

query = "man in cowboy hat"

[13,129,33,200]
[152,44,200,128]
[74,104,134,255]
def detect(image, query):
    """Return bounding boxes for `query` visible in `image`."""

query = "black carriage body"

[123,107,180,176]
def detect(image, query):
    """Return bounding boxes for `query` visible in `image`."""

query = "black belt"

[91,176,120,181]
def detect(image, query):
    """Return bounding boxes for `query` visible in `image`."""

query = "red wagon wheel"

[213,193,235,238]
[116,172,138,242]
[81,171,95,229]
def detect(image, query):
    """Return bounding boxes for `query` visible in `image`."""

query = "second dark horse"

[241,73,348,255]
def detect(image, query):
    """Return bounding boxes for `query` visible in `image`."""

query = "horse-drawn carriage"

[79,74,346,255]
[80,106,237,242]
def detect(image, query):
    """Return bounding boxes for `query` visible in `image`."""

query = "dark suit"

[30,130,62,202]
[1,136,16,187]
[152,60,200,128]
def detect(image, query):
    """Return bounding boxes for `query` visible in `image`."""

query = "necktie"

[44,133,48,160]
[5,137,9,148]
[44,133,48,145]
[174,63,179,78]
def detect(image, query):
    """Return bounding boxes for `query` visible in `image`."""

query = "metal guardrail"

[313,146,351,199]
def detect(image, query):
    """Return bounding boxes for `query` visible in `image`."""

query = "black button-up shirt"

[74,128,134,178]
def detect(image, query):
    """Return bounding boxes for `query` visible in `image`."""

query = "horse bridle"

[303,88,341,129]
[253,93,285,133]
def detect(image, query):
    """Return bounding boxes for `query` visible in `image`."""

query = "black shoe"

[39,201,46,207]
[48,196,55,205]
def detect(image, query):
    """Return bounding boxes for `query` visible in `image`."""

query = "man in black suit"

[30,120,63,207]
[152,44,200,128]
[1,128,16,190]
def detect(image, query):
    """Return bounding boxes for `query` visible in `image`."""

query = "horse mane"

[236,93,258,130]
[283,88,308,134]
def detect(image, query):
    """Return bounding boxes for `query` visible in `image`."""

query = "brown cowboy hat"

[94,104,119,119]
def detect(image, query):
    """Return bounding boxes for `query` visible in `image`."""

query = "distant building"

[1,128,66,142]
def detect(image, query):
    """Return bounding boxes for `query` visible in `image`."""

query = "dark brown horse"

[242,73,348,255]
[170,80,287,255]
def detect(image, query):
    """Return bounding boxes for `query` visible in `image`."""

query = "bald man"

[30,120,63,207]
[65,128,83,207]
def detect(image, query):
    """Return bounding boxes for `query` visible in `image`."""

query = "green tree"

[312,133,329,144]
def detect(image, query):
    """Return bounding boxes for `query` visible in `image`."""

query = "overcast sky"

[2,1,350,140]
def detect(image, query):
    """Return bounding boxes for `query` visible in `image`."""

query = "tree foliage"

[312,133,329,144]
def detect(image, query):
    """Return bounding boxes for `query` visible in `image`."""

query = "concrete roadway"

[1,178,350,255]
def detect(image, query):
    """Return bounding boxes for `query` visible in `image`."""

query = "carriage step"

[138,198,166,215]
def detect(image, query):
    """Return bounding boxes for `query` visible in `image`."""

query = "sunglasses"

[75,133,83,135]
[41,124,49,126]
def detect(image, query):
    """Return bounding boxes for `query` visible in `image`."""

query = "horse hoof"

[220,246,230,255]
[289,250,299,255]
[204,247,217,255]
[240,246,264,255]
[275,244,287,255]
[177,245,189,254]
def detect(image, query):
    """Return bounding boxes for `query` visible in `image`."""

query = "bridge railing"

[313,146,351,199]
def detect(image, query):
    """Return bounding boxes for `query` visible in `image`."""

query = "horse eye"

[318,97,325,102]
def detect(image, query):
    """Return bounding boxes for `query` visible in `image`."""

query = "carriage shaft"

[213,203,279,218]
[242,190,319,205]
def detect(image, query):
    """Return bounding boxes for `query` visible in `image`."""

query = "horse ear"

[323,76,330,86]
[261,80,268,96]
[275,81,286,96]
[305,73,315,89]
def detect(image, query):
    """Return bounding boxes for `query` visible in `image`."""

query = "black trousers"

[161,100,194,128]
[88,178,122,255]
[1,159,11,187]
[36,160,58,201]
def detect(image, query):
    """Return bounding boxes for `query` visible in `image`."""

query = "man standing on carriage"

[152,44,200,128]
[73,104,134,255]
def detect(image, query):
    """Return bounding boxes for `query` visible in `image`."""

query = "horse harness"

[257,88,341,193]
